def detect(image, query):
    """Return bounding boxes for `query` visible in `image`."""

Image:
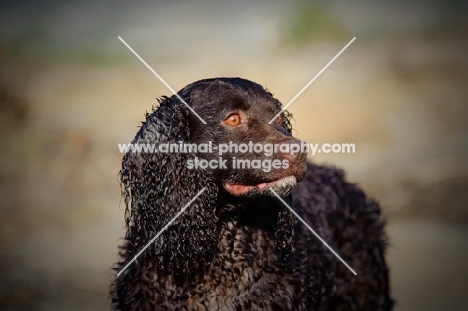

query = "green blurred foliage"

[281,0,348,44]
[0,27,130,65]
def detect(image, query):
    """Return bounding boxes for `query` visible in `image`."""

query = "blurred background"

[0,0,467,309]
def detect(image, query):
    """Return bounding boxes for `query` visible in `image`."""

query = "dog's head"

[179,77,308,197]
[119,78,306,276]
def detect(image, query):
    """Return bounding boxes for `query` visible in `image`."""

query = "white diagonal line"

[117,188,206,277]
[118,36,207,124]
[269,188,357,275]
[269,37,356,124]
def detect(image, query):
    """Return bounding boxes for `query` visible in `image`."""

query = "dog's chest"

[188,220,297,310]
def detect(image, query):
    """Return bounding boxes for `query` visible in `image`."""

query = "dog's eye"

[224,114,242,126]
[275,115,282,124]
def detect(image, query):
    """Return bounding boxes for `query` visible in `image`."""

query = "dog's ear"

[117,95,218,284]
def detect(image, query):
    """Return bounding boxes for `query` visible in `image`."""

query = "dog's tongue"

[257,183,267,190]
[225,183,254,195]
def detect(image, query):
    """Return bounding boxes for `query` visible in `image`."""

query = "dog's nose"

[279,139,308,162]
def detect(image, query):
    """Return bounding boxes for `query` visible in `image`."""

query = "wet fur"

[110,78,393,310]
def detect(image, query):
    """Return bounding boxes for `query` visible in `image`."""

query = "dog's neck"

[217,189,290,226]
[215,191,295,266]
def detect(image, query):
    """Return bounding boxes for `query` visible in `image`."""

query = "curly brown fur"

[110,77,393,310]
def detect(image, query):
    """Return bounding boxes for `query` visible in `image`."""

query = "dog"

[111,77,393,310]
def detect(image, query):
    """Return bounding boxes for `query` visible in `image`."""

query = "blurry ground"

[0,0,467,310]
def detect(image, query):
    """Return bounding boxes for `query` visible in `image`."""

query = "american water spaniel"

[110,77,393,310]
